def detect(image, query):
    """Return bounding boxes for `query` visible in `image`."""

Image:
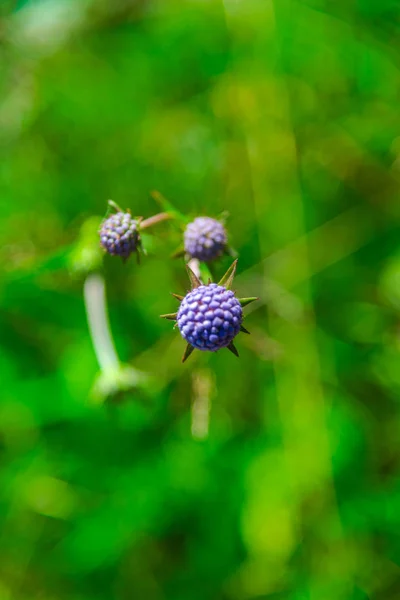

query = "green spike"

[240,324,250,334]
[171,293,184,301]
[160,313,178,320]
[108,199,123,213]
[227,342,239,357]
[186,264,201,289]
[199,261,213,284]
[182,344,195,363]
[218,259,238,289]
[239,297,258,307]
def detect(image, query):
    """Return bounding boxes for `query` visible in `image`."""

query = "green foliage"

[1,0,400,598]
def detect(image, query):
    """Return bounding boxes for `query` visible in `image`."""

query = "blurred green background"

[2,0,400,598]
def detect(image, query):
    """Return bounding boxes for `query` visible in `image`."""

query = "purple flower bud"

[99,212,140,259]
[184,217,227,262]
[176,284,242,351]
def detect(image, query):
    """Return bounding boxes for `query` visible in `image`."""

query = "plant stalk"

[84,273,119,372]
[140,212,171,230]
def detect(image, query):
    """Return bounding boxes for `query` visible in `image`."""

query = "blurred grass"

[1,0,400,598]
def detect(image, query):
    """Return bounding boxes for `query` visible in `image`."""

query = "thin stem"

[188,258,202,282]
[191,369,213,440]
[140,212,171,230]
[84,273,119,372]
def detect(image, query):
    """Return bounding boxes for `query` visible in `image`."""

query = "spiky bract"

[184,217,227,262]
[99,212,140,259]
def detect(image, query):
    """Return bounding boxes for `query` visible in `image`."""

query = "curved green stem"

[84,273,119,371]
[107,199,123,213]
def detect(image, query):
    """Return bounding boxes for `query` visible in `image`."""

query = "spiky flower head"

[99,211,140,260]
[184,217,227,262]
[177,284,242,351]
[161,260,258,362]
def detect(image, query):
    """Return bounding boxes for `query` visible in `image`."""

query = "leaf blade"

[150,190,188,225]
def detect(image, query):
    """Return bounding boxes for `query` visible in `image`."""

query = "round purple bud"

[177,283,242,351]
[99,212,140,259]
[184,217,227,262]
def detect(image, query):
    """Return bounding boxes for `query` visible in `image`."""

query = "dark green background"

[1,0,400,598]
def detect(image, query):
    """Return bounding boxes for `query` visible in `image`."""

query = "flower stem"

[191,368,213,440]
[84,273,119,372]
[188,258,202,282]
[140,212,171,230]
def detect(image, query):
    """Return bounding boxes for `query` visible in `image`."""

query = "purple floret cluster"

[99,212,139,258]
[184,217,227,262]
[177,283,242,351]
